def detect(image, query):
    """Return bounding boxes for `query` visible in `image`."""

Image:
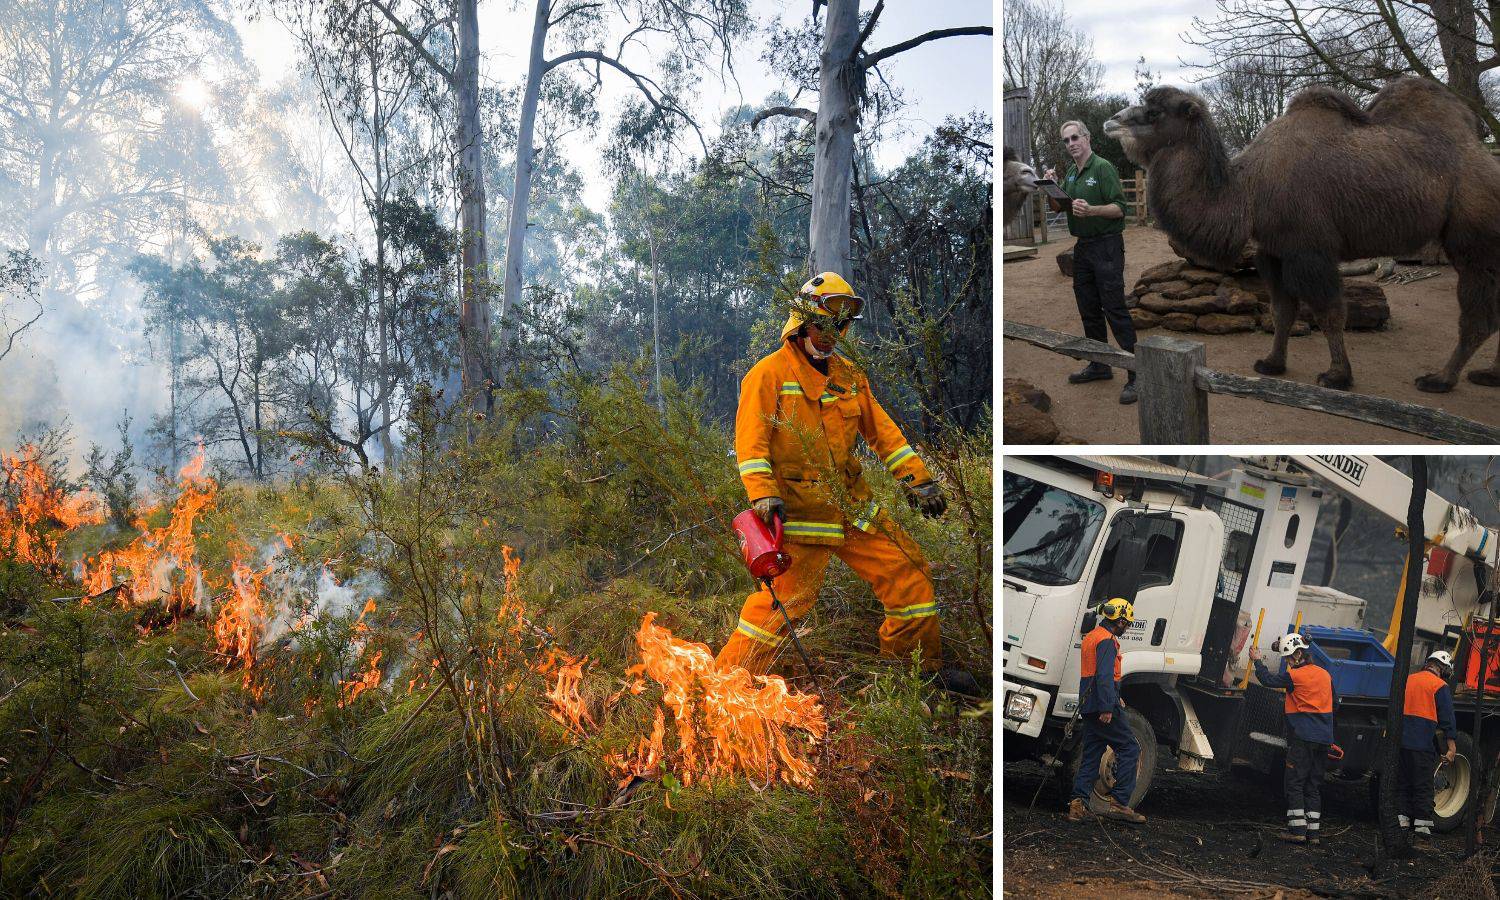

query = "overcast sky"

[236,1,993,210]
[1058,0,1219,96]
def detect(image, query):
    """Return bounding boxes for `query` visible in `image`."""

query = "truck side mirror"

[1080,611,1098,635]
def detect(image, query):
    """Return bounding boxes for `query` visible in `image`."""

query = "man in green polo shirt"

[1045,120,1137,405]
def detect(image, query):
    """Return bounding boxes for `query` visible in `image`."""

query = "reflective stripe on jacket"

[735,340,932,546]
[1255,658,1335,744]
[1079,625,1122,714]
[1403,669,1458,751]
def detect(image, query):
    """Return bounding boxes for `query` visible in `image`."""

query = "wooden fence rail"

[1003,320,1500,444]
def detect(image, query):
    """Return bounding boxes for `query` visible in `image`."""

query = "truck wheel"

[1068,707,1158,809]
[1435,732,1478,833]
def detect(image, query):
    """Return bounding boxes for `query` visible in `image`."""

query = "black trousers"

[1285,735,1328,836]
[1072,233,1136,356]
[1398,747,1438,834]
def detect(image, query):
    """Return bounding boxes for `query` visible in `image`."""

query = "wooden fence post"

[1136,334,1209,443]
[1135,169,1147,225]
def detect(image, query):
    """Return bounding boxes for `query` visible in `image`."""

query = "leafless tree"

[1002,0,1103,177]
[1187,0,1500,136]
[1198,54,1308,151]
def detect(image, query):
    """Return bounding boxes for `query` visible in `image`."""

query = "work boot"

[1101,798,1146,824]
[1307,834,1323,847]
[925,667,984,698]
[1119,377,1138,405]
[1068,362,1113,384]
[1067,797,1092,822]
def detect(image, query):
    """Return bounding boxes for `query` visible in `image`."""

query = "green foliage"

[1,372,992,897]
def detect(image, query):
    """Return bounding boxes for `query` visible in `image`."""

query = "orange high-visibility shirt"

[1080,625,1122,681]
[735,341,932,546]
[1283,663,1334,716]
[1404,669,1444,721]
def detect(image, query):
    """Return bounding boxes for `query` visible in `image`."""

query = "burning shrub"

[0,443,104,575]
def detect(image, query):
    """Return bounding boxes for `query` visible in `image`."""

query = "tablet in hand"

[1034,179,1072,202]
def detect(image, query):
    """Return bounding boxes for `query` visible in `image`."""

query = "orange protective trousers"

[715,522,941,675]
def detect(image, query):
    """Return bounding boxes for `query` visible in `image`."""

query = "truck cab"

[1003,456,1222,739]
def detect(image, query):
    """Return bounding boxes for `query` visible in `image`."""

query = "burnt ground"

[1002,761,1500,899]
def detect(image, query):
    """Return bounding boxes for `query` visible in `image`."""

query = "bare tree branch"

[862,25,993,69]
[751,105,817,128]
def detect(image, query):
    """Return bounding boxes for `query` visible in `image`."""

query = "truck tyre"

[1068,707,1158,809]
[1369,733,1479,833]
[1434,732,1478,833]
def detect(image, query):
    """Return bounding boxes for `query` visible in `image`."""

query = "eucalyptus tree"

[0,0,244,295]
[497,0,751,381]
[753,1,992,276]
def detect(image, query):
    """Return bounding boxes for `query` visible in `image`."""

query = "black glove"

[753,496,786,526]
[908,481,947,519]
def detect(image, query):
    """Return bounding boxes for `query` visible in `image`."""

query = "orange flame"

[0,445,104,573]
[608,613,827,789]
[215,558,270,693]
[80,443,217,614]
[543,649,594,738]
[339,651,383,706]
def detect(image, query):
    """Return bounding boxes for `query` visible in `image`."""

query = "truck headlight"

[1005,691,1035,722]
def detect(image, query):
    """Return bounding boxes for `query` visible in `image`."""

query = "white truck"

[1002,454,1500,830]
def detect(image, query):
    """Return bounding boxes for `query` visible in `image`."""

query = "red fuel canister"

[733,509,791,581]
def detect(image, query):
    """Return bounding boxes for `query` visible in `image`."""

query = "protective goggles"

[801,292,864,329]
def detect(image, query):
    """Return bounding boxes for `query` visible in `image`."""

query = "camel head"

[1104,87,1217,170]
[1003,146,1039,194]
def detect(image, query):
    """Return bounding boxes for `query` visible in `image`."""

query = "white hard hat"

[1280,633,1310,655]
[1428,650,1455,670]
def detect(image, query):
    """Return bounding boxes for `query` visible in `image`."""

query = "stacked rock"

[1127,259,1391,335]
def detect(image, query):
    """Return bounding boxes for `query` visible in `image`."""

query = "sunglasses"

[1062,134,1085,144]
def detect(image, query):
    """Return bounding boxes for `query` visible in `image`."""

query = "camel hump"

[1287,85,1371,124]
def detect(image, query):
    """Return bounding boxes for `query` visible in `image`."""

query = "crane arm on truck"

[1245,455,1498,653]
[1248,455,1497,570]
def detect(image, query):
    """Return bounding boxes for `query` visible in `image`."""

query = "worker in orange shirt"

[1400,650,1459,841]
[1252,633,1336,845]
[715,272,978,696]
[1068,598,1146,824]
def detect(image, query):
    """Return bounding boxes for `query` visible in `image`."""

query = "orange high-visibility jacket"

[736,341,931,546]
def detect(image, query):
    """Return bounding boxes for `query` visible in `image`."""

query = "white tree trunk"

[649,228,664,417]
[499,0,551,361]
[808,0,860,277]
[456,0,494,416]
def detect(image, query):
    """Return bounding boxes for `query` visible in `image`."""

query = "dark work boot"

[924,668,984,699]
[1068,363,1114,384]
[1119,376,1138,405]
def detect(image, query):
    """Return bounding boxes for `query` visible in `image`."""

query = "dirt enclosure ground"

[1002,226,1500,444]
[1003,762,1500,899]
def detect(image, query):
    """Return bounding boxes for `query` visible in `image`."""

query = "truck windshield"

[1003,471,1106,586]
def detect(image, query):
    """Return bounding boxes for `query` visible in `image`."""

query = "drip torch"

[731,508,822,693]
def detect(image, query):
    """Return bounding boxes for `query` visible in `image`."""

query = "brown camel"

[1003,145,1039,226]
[1104,77,1500,392]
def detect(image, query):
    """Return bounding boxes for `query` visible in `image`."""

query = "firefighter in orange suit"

[715,272,977,695]
[1251,633,1336,845]
[1400,650,1459,841]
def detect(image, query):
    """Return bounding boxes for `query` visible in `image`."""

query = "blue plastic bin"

[1299,625,1395,699]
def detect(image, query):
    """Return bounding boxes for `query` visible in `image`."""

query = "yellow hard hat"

[779,271,865,341]
[1099,597,1134,622]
